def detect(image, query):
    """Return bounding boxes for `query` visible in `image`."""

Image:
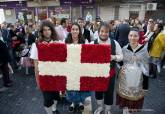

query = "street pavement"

[0,67,165,114]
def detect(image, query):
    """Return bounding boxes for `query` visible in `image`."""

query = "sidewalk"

[0,68,165,114]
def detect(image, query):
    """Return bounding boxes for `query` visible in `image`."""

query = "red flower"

[80,77,110,91]
[81,44,111,63]
[37,43,113,91]
[37,43,67,62]
[38,75,66,91]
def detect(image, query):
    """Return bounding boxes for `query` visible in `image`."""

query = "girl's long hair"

[65,23,85,44]
[38,20,58,42]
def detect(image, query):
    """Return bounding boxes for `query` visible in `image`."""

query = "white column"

[139,4,146,21]
[119,4,129,20]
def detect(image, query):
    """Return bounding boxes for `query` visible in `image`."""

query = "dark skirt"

[116,94,144,110]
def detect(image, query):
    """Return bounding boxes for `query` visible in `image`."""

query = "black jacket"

[0,40,10,64]
[83,28,91,42]
[115,23,130,47]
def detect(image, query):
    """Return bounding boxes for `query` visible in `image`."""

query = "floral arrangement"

[37,43,114,91]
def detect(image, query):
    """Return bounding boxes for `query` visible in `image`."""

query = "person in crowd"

[55,18,69,41]
[31,22,39,39]
[65,23,91,113]
[55,18,61,27]
[30,20,60,114]
[93,18,102,40]
[142,20,148,34]
[114,20,122,28]
[93,17,102,32]
[50,17,57,26]
[92,22,123,114]
[116,28,149,114]
[77,17,94,43]
[8,24,21,70]
[136,23,145,44]
[85,12,93,22]
[12,26,24,69]
[15,21,25,36]
[148,23,165,78]
[130,18,135,27]
[67,19,72,32]
[20,26,36,75]
[133,19,141,28]
[1,22,10,47]
[115,19,130,47]
[0,31,13,91]
[144,19,155,42]
[161,53,165,69]
[108,20,116,40]
[85,21,94,33]
[161,26,165,69]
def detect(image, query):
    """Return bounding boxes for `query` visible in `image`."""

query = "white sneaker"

[52,105,56,112]
[52,100,57,111]
[157,65,161,73]
[45,107,53,114]
[163,65,165,69]
[0,87,8,92]
[94,107,103,114]
[104,110,112,114]
[123,108,131,114]
[84,96,91,105]
[0,74,2,79]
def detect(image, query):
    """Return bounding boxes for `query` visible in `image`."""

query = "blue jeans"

[66,91,91,104]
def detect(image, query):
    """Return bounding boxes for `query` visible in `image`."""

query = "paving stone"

[0,68,164,114]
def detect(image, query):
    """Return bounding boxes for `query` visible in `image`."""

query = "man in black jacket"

[77,17,94,43]
[1,22,11,47]
[0,39,13,90]
[115,20,130,47]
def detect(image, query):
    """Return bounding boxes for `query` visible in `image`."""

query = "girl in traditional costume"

[116,28,149,114]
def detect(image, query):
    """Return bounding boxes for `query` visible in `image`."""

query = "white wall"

[4,9,17,24]
[71,6,81,22]
[100,6,115,21]
[99,3,145,21]
[129,4,145,20]
[0,9,5,24]
[119,4,129,20]
[139,4,146,21]
[27,0,60,7]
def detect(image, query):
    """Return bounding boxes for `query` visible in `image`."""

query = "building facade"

[0,0,164,23]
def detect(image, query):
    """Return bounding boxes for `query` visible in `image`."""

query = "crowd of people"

[0,17,165,114]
